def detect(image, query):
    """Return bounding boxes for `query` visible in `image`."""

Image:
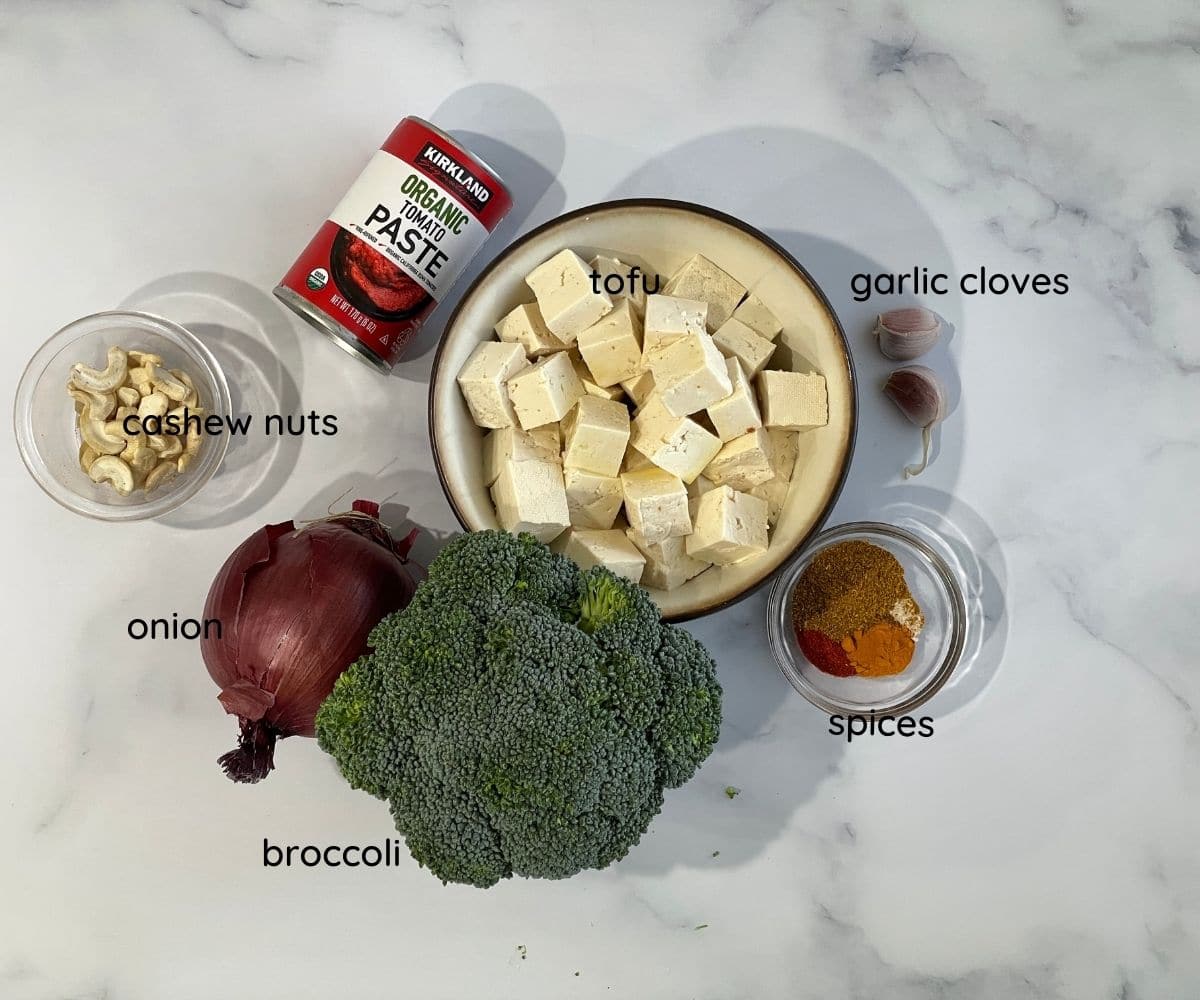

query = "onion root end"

[218,719,278,784]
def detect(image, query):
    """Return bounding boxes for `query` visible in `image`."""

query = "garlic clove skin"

[883,365,947,478]
[874,307,942,361]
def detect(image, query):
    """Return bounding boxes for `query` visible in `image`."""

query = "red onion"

[201,500,418,784]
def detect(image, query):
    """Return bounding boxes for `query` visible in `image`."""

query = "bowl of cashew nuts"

[14,311,232,521]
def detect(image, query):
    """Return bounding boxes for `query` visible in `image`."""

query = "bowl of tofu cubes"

[430,199,856,620]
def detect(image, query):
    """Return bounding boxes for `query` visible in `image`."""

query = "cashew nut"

[71,347,128,393]
[79,443,98,473]
[68,388,127,455]
[156,435,183,459]
[81,420,125,454]
[115,406,137,423]
[129,367,155,397]
[88,455,135,495]
[170,369,199,407]
[128,350,163,368]
[67,384,116,420]
[138,392,169,421]
[117,386,140,407]
[152,368,190,402]
[121,444,158,484]
[103,420,132,441]
[177,453,194,474]
[144,461,178,494]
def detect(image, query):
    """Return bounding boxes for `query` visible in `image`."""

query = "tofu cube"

[642,294,707,359]
[622,445,656,472]
[525,249,614,342]
[554,528,646,584]
[712,318,777,377]
[685,486,768,565]
[732,293,783,340]
[494,302,567,357]
[757,370,829,430]
[562,396,630,478]
[662,254,747,330]
[646,331,733,417]
[750,479,789,527]
[563,468,624,529]
[457,341,529,429]
[582,380,625,402]
[491,457,570,543]
[506,350,585,429]
[706,357,763,441]
[576,298,643,387]
[589,255,655,316]
[620,467,691,544]
[620,369,656,407]
[626,529,711,591]
[629,395,723,484]
[482,426,560,486]
[764,428,800,482]
[702,428,776,491]
[567,350,625,402]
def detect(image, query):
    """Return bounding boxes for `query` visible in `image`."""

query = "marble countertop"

[2,1,1197,997]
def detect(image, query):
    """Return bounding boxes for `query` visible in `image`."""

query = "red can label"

[276,118,511,369]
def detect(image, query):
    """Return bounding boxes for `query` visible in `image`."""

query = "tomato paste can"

[274,116,512,373]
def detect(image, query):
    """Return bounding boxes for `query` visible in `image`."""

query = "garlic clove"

[874,307,942,361]
[883,365,947,478]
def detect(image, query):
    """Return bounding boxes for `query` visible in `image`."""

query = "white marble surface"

[2,1,1198,997]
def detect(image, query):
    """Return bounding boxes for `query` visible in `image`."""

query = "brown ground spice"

[791,541,907,637]
[791,539,924,677]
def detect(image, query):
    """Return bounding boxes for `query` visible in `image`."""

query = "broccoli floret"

[315,530,722,888]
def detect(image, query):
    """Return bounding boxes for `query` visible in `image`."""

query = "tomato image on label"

[330,231,432,319]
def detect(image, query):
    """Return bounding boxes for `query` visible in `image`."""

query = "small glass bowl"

[14,311,232,522]
[767,521,967,715]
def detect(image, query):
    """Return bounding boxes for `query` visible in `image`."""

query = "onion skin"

[201,502,418,783]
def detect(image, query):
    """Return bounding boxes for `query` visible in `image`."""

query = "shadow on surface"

[607,126,984,875]
[121,272,303,530]
[874,486,1009,718]
[393,83,567,380]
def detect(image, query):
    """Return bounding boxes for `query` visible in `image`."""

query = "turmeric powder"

[841,621,914,677]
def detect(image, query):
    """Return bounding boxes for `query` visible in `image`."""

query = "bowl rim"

[767,520,969,715]
[13,308,233,522]
[429,197,859,621]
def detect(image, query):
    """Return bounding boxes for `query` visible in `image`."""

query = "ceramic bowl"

[430,199,856,621]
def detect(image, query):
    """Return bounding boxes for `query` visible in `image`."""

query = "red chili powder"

[797,629,855,677]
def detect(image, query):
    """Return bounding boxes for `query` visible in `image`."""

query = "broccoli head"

[315,530,722,888]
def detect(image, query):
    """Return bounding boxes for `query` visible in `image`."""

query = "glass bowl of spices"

[767,522,967,716]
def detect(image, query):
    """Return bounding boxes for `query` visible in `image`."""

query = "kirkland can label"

[328,151,490,301]
[275,117,512,371]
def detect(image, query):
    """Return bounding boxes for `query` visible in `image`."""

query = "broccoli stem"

[218,718,278,784]
[576,575,626,634]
